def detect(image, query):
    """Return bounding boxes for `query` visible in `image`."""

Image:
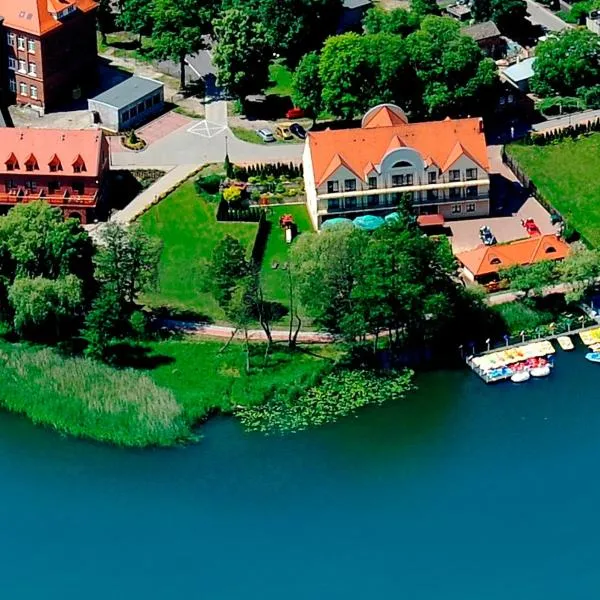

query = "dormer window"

[25,153,38,172]
[490,257,502,265]
[545,246,556,254]
[392,160,412,168]
[72,155,86,173]
[48,154,62,172]
[5,153,18,171]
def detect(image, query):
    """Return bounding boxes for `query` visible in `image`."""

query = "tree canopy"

[363,7,421,36]
[471,0,529,39]
[294,15,497,120]
[531,29,600,97]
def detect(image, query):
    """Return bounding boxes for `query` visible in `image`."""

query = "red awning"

[417,214,445,227]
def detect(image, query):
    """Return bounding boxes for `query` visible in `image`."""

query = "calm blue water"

[1,348,600,599]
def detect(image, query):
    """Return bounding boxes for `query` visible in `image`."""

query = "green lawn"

[138,179,258,321]
[144,338,336,423]
[507,135,600,247]
[261,204,314,310]
[266,60,293,98]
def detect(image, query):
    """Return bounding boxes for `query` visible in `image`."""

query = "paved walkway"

[161,319,336,344]
[533,109,600,133]
[526,0,571,31]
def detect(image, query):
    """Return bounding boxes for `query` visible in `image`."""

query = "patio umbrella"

[354,215,385,231]
[384,212,400,224]
[322,217,354,230]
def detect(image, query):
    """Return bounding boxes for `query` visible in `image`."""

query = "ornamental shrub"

[223,186,242,203]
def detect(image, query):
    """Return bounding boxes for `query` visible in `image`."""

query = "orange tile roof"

[309,111,489,186]
[0,128,104,177]
[363,105,408,128]
[456,234,570,277]
[0,0,97,36]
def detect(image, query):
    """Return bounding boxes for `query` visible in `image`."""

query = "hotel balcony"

[0,188,98,207]
[316,180,490,215]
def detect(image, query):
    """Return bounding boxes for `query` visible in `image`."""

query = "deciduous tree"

[117,0,154,44]
[363,7,421,36]
[531,29,600,97]
[292,52,323,122]
[94,223,162,312]
[151,0,212,90]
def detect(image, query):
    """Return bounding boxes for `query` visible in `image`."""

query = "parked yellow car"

[275,122,293,140]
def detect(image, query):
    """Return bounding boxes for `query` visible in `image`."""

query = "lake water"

[2,348,600,599]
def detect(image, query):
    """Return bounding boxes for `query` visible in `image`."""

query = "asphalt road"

[532,109,600,132]
[526,0,570,31]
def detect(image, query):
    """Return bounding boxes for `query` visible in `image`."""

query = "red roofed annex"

[0,0,98,111]
[0,127,109,223]
[303,103,491,229]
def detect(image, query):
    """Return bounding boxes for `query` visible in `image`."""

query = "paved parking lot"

[448,197,558,253]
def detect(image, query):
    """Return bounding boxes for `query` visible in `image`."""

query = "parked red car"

[285,107,305,119]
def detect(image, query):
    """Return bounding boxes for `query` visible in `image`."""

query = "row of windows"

[8,79,38,99]
[8,57,36,76]
[121,94,162,122]
[452,203,477,214]
[5,180,85,194]
[6,33,35,53]
[326,169,479,194]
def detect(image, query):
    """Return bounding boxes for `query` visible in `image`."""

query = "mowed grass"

[261,204,314,310]
[507,135,600,247]
[0,338,337,447]
[266,60,293,98]
[144,338,336,422]
[138,179,257,321]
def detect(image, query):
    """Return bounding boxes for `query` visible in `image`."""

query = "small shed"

[446,3,472,21]
[88,76,164,132]
[502,57,537,93]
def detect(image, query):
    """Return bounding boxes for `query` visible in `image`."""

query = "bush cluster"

[527,118,600,146]
[233,162,303,181]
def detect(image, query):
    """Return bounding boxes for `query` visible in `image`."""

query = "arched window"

[392,160,412,168]
[545,246,556,254]
[490,257,502,265]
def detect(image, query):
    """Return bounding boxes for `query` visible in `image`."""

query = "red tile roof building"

[0,0,98,112]
[0,127,109,223]
[303,104,491,229]
[456,234,570,282]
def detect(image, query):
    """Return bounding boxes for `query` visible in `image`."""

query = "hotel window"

[449,169,461,182]
[466,168,477,180]
[29,181,37,192]
[368,176,377,189]
[449,187,461,199]
[451,204,462,214]
[327,181,339,194]
[7,32,16,45]
[466,203,476,212]
[344,179,356,192]
[345,197,357,209]
[428,171,437,184]
[27,40,35,53]
[8,79,16,93]
[29,62,36,76]
[427,190,438,201]
[6,179,15,189]
[405,174,413,186]
[30,85,38,99]
[367,195,378,207]
[8,57,16,71]
[18,59,26,73]
[466,186,478,198]
[17,37,25,50]
[328,198,340,210]
[19,82,28,96]
[392,175,403,186]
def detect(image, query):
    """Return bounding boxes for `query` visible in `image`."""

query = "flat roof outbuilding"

[90,76,163,110]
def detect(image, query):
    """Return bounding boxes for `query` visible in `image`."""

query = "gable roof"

[462,21,501,42]
[0,0,97,36]
[456,234,570,277]
[0,128,104,176]
[362,104,408,129]
[309,110,489,186]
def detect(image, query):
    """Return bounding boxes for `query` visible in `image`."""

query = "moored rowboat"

[557,336,574,351]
